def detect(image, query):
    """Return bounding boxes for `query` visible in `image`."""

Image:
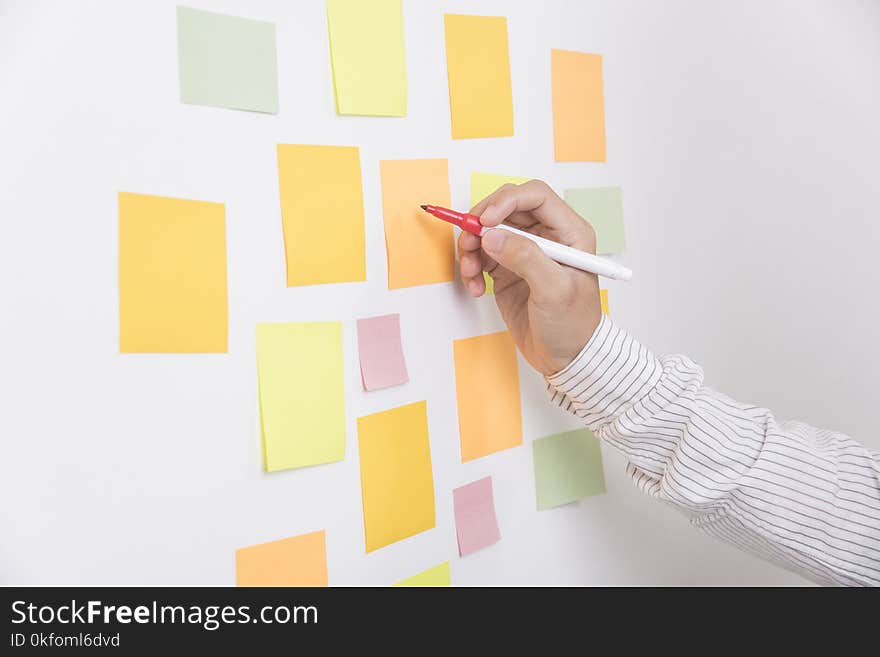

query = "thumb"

[481,228,563,300]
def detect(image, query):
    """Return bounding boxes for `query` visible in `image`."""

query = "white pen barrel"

[490,224,632,281]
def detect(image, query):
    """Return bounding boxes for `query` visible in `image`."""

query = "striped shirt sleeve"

[546,314,880,586]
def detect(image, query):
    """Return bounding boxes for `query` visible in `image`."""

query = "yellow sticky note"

[551,49,606,162]
[470,172,531,209]
[257,322,346,471]
[444,14,513,139]
[453,331,522,462]
[326,0,406,116]
[600,289,610,315]
[277,144,365,286]
[357,401,436,552]
[470,172,530,294]
[236,530,328,586]
[380,159,454,289]
[393,562,451,587]
[118,192,227,353]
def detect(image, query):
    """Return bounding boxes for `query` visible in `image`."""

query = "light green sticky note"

[563,187,625,254]
[393,562,451,587]
[256,322,346,471]
[533,429,606,510]
[470,172,531,294]
[326,0,407,116]
[177,6,279,114]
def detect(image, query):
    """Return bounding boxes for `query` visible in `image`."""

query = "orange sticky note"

[380,159,454,289]
[358,401,436,552]
[118,192,228,353]
[444,14,513,139]
[277,144,366,286]
[453,331,522,462]
[235,530,328,587]
[600,289,610,315]
[551,49,606,162]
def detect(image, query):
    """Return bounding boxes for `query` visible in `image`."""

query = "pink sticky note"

[356,313,409,391]
[452,476,501,556]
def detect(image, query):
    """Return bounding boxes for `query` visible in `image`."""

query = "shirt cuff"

[544,315,661,427]
[545,314,614,392]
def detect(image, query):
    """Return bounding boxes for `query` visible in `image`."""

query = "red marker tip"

[419,204,483,236]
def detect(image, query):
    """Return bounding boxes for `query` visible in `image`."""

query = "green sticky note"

[533,429,606,510]
[564,187,625,254]
[393,562,451,587]
[256,322,346,471]
[177,6,279,114]
[326,0,407,116]
[470,172,531,295]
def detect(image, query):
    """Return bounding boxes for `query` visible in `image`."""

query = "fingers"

[473,180,564,228]
[459,230,481,254]
[471,179,595,251]
[471,182,516,216]
[458,230,489,297]
[460,249,482,278]
[481,227,564,304]
[461,180,596,298]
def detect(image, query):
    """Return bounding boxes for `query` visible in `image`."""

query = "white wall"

[2,0,878,585]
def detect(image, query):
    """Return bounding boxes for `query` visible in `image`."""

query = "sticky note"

[533,429,606,510]
[444,15,513,139]
[564,187,625,254]
[600,289,610,315]
[176,6,278,114]
[393,562,451,587]
[453,476,501,556]
[277,144,366,286]
[470,172,531,208]
[357,401,436,552]
[236,530,328,586]
[380,159,454,289]
[118,192,227,353]
[326,0,407,116]
[356,313,409,391]
[256,322,345,471]
[551,50,606,161]
[470,172,530,294]
[453,331,522,462]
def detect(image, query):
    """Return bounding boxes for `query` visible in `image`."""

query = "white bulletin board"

[2,0,879,585]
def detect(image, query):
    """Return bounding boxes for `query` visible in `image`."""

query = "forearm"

[546,315,880,586]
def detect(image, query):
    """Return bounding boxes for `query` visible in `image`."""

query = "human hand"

[458,180,602,376]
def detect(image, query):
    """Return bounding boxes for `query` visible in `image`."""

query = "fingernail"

[467,279,481,297]
[481,204,497,224]
[481,228,506,255]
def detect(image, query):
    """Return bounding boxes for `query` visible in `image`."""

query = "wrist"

[545,313,606,379]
